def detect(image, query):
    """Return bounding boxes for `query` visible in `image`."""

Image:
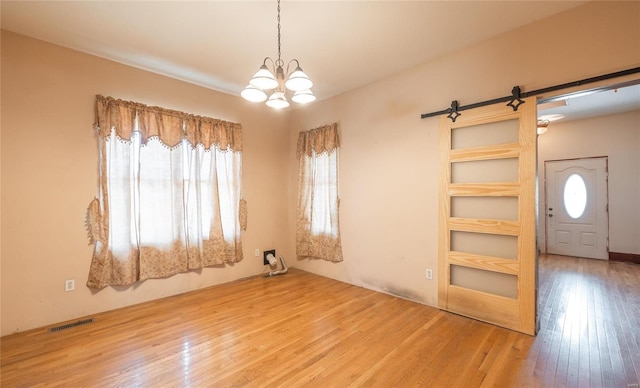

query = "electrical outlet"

[65,279,75,292]
[254,248,260,257]
[426,269,433,280]
[263,249,276,265]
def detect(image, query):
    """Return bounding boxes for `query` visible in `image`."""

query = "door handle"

[548,214,553,217]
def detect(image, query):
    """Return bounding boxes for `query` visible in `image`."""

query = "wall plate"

[263,249,276,265]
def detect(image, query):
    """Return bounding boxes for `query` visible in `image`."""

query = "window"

[296,123,343,262]
[86,96,243,288]
[563,173,587,219]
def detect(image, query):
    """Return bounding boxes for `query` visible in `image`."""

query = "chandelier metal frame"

[241,0,315,109]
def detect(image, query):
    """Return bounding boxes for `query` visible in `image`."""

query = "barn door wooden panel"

[438,97,537,335]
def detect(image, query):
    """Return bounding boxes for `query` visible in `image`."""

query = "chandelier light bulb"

[266,91,290,109]
[285,66,313,92]
[291,89,316,104]
[241,84,268,102]
[250,65,278,90]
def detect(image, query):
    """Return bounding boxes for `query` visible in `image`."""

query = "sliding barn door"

[438,98,537,335]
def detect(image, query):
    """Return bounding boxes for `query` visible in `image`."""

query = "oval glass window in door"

[563,173,587,219]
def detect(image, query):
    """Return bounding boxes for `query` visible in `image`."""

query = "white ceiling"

[1,0,585,101]
[539,83,640,123]
[2,0,638,121]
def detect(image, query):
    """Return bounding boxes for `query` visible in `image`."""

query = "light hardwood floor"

[2,254,639,387]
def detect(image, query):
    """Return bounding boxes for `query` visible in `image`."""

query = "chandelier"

[537,119,550,135]
[241,0,316,109]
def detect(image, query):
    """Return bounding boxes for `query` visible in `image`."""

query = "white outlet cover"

[65,279,75,291]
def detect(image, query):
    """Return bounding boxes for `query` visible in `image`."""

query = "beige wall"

[287,1,640,305]
[537,110,640,255]
[0,31,293,335]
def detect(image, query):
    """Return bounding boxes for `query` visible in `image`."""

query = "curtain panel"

[87,96,244,288]
[94,95,243,150]
[296,123,343,262]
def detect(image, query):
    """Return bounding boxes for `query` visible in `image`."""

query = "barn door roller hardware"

[421,67,640,122]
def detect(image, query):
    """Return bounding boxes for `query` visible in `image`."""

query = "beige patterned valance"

[297,122,339,159]
[95,95,243,151]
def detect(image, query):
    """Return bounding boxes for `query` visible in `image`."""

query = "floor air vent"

[48,318,94,333]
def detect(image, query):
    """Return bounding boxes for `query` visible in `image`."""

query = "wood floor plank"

[541,261,571,386]
[586,270,603,387]
[2,255,639,387]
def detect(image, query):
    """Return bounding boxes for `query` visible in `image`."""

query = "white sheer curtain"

[296,123,343,262]
[87,96,243,288]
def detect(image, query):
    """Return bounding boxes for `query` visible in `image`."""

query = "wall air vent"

[48,318,94,333]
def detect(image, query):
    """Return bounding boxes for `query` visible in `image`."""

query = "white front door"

[545,157,608,260]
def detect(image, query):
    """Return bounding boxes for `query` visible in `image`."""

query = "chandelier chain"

[277,0,281,63]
